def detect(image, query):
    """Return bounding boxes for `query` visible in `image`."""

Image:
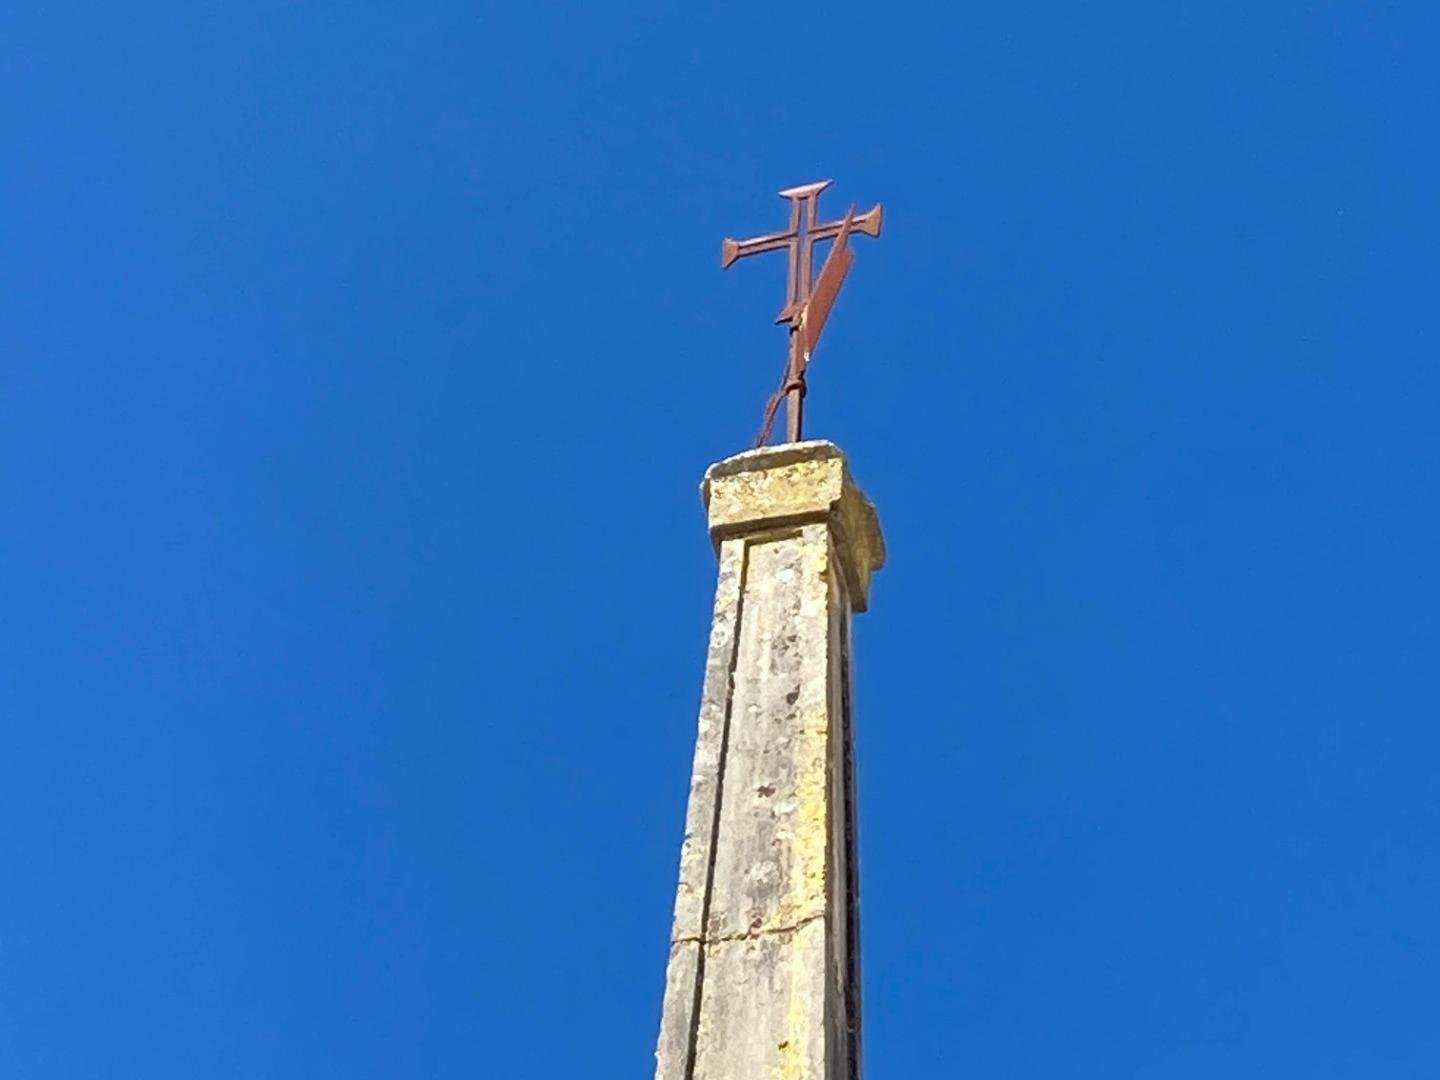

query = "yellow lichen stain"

[799,535,830,617]
[776,923,820,1080]
[772,699,831,1079]
[708,456,845,534]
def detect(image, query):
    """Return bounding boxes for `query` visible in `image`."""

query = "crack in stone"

[672,910,826,947]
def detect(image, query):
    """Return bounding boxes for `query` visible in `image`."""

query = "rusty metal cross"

[722,180,883,444]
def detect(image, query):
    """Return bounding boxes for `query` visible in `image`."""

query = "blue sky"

[4,2,1439,1077]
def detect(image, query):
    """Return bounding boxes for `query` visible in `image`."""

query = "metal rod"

[786,331,805,443]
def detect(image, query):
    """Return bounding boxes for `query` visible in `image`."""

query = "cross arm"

[721,231,793,269]
[807,203,884,244]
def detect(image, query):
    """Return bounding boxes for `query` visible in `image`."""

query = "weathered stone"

[702,440,885,612]
[654,441,883,1080]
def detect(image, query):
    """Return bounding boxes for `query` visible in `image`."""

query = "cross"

[722,180,883,444]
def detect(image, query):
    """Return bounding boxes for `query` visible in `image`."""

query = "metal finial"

[722,181,883,444]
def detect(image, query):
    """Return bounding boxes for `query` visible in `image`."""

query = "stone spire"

[654,440,885,1080]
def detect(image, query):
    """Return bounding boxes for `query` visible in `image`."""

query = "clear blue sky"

[4,2,1439,1077]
